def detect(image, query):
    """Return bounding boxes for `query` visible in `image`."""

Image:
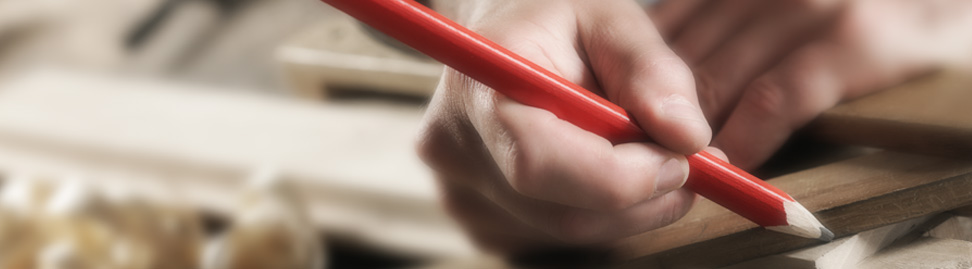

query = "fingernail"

[655,157,688,195]
[662,95,707,125]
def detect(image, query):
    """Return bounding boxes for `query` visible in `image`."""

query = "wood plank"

[611,151,972,268]
[808,69,972,158]
[859,237,972,269]
[721,237,852,269]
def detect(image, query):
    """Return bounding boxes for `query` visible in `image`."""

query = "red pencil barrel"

[686,151,790,226]
[320,0,644,142]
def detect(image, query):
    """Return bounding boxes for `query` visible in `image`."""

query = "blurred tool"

[126,0,253,50]
[124,0,254,75]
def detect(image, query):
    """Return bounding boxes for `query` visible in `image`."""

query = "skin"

[654,0,972,169]
[419,0,972,254]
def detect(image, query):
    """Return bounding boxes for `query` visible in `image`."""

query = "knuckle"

[831,3,880,46]
[743,79,789,119]
[640,56,694,87]
[619,55,694,107]
[505,144,542,198]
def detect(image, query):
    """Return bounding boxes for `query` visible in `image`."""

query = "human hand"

[652,0,972,169]
[418,0,715,253]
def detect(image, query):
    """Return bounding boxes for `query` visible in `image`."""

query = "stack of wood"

[0,170,323,269]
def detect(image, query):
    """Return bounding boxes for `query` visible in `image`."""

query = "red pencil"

[321,0,832,241]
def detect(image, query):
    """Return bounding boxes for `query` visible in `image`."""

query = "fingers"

[703,146,729,163]
[438,179,562,253]
[712,42,868,170]
[670,0,761,64]
[441,96,697,244]
[578,1,711,154]
[422,0,713,248]
[547,189,696,243]
[486,178,695,244]
[711,0,961,169]
[694,1,842,126]
[445,172,695,245]
[487,98,688,211]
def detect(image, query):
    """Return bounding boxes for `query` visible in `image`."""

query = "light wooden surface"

[809,69,972,158]
[0,70,474,259]
[927,216,972,242]
[859,237,972,269]
[276,16,443,99]
[611,151,972,268]
[724,216,937,269]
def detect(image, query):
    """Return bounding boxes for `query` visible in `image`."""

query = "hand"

[652,0,972,169]
[418,0,713,253]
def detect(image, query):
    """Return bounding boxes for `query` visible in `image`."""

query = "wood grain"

[611,151,972,268]
[808,70,972,158]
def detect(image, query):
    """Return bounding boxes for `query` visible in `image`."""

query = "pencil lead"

[766,201,829,239]
[818,227,835,242]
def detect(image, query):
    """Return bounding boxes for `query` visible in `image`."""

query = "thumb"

[577,1,711,154]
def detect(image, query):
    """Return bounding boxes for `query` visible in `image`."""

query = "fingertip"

[653,188,698,228]
[702,146,729,162]
[661,94,710,128]
[653,156,689,197]
[655,94,713,153]
[712,121,782,171]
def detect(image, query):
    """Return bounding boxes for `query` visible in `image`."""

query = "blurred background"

[0,0,483,268]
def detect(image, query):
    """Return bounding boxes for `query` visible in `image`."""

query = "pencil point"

[818,227,834,242]
[766,201,829,239]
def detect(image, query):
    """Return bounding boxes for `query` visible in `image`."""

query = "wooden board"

[808,69,972,158]
[611,151,972,268]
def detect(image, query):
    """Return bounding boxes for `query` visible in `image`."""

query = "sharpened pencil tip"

[818,227,834,242]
